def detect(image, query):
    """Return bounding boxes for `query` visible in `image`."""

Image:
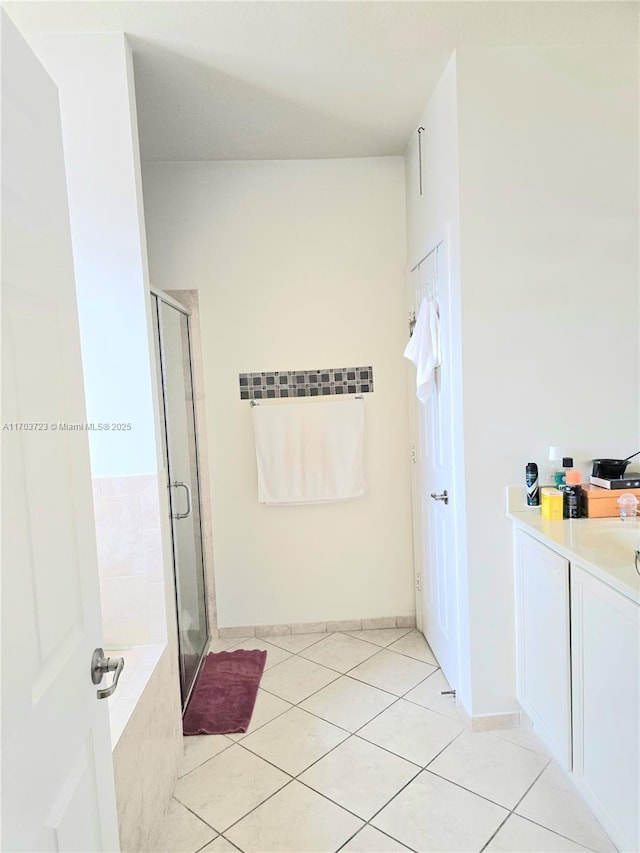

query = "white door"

[407,232,460,688]
[1,16,120,852]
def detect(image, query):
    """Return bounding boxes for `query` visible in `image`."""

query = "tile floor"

[157,629,615,853]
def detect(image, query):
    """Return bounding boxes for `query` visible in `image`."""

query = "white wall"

[23,32,158,479]
[143,157,415,628]
[455,46,639,716]
[405,56,461,269]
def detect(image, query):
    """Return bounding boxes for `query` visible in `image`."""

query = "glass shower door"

[153,295,208,708]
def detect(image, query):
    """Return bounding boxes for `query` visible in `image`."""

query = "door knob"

[430,490,449,505]
[91,648,125,700]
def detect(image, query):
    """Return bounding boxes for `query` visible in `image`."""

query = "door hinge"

[411,445,417,464]
[415,574,421,591]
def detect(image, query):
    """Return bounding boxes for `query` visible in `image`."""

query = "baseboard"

[464,710,522,732]
[216,614,416,639]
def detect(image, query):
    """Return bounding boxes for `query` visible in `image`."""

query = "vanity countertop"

[506,487,640,605]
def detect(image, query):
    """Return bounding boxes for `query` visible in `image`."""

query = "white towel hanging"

[252,399,366,505]
[403,296,441,402]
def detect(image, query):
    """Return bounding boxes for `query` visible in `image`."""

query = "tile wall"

[93,474,167,646]
[239,366,374,400]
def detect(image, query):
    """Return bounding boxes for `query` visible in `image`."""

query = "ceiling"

[5,1,638,161]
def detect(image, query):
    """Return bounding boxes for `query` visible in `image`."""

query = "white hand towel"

[403,297,441,402]
[252,400,366,505]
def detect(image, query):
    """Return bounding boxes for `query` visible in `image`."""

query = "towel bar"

[250,395,363,407]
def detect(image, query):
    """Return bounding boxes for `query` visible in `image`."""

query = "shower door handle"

[172,481,192,519]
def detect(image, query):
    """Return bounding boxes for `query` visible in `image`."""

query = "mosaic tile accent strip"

[239,366,374,401]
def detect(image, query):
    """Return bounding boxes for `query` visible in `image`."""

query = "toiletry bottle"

[546,446,563,487]
[526,462,539,506]
[555,457,574,489]
[566,466,584,517]
[563,484,582,519]
[565,466,582,486]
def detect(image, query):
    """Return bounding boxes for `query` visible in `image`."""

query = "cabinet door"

[514,530,572,769]
[571,566,639,852]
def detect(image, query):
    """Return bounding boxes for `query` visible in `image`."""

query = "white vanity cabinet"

[571,565,640,852]
[512,520,640,852]
[513,529,572,770]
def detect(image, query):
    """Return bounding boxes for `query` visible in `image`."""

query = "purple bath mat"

[183,649,267,736]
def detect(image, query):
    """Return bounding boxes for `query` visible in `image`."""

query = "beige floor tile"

[346,627,413,647]
[339,825,412,852]
[266,632,328,653]
[403,669,464,722]
[226,780,363,853]
[484,814,593,852]
[259,655,339,704]
[167,634,617,853]
[299,736,420,819]
[348,649,437,696]
[241,706,348,775]
[225,688,292,741]
[300,632,380,673]
[516,762,616,852]
[227,636,292,669]
[489,724,552,757]
[300,675,396,732]
[429,729,549,809]
[373,770,507,852]
[387,630,438,665]
[199,838,241,853]
[155,798,217,852]
[209,637,249,653]
[358,698,464,765]
[174,744,289,832]
[179,734,234,777]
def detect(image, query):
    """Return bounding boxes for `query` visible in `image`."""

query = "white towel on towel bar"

[252,399,366,505]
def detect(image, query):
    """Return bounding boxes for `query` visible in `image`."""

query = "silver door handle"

[172,481,192,519]
[91,648,125,700]
[430,490,449,505]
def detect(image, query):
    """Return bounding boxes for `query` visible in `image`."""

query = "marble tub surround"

[106,643,164,747]
[93,473,167,645]
[216,614,416,639]
[114,645,183,853]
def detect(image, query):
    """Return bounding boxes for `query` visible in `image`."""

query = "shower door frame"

[151,286,210,711]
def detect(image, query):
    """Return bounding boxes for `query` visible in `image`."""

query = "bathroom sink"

[580,524,640,565]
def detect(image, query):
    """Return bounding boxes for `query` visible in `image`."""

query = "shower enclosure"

[151,290,209,709]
